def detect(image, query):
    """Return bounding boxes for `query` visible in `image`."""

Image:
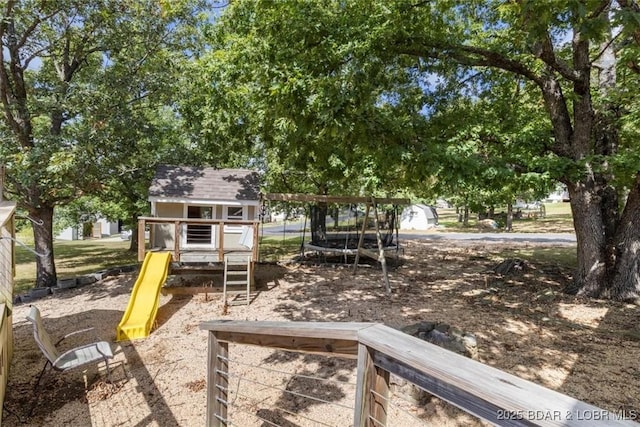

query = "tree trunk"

[566,174,640,301]
[310,203,328,244]
[505,203,513,232]
[128,214,139,253]
[566,178,607,296]
[30,205,57,288]
[609,174,640,300]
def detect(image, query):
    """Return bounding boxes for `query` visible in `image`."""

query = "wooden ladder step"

[223,255,252,307]
[227,293,255,306]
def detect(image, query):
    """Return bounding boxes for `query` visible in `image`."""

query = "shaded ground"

[3,239,639,426]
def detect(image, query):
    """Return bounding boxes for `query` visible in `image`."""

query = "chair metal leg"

[104,357,111,382]
[29,360,51,417]
[33,360,50,392]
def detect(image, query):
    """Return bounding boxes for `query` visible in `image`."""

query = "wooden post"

[174,221,181,262]
[207,332,229,427]
[353,203,371,274]
[371,198,392,294]
[245,255,251,305]
[148,221,155,252]
[252,223,259,262]
[354,343,389,426]
[218,222,225,262]
[137,219,146,262]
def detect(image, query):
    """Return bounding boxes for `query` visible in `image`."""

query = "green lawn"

[12,203,576,294]
[14,236,138,294]
[496,246,577,269]
[15,232,300,293]
[259,235,303,262]
[437,202,574,233]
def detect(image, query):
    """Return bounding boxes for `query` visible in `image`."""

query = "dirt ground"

[3,238,640,426]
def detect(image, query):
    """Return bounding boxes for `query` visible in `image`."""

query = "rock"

[477,219,498,230]
[120,264,138,273]
[404,322,478,360]
[29,287,51,299]
[493,258,527,275]
[19,295,32,304]
[392,322,478,404]
[57,278,77,289]
[401,321,437,338]
[77,275,97,286]
[91,270,108,281]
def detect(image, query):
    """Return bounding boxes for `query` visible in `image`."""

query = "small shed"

[56,218,120,241]
[143,165,261,263]
[400,204,438,230]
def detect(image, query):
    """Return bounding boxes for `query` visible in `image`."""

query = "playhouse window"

[186,205,214,245]
[188,206,212,219]
[226,206,244,220]
[224,206,245,232]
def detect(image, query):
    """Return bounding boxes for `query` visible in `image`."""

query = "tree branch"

[396,42,543,85]
[0,4,34,147]
[16,7,63,51]
[0,1,18,131]
[534,32,581,81]
[592,30,623,65]
[617,0,640,73]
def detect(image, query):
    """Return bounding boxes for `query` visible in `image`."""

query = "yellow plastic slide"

[116,252,172,341]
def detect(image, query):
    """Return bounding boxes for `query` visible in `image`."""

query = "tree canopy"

[183,0,429,196]
[0,0,206,286]
[188,0,640,300]
[3,1,639,300]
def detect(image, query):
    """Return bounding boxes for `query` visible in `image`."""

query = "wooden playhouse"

[137,165,261,303]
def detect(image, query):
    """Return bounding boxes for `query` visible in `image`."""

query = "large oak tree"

[383,0,640,300]
[196,0,640,300]
[0,0,205,286]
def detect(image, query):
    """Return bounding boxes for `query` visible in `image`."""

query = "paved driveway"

[261,221,576,245]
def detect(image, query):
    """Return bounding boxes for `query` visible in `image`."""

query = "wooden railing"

[200,320,638,427]
[137,217,260,263]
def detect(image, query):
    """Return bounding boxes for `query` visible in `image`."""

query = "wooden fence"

[201,320,638,427]
[0,198,16,425]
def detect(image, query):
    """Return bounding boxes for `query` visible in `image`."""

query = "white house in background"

[400,204,438,230]
[545,185,570,203]
[56,218,121,241]
[56,225,81,241]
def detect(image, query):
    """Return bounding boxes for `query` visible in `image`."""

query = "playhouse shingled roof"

[148,165,260,202]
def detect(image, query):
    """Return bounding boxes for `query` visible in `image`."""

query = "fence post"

[137,219,146,262]
[252,222,259,262]
[207,332,228,427]
[218,222,225,262]
[354,343,389,426]
[174,221,180,261]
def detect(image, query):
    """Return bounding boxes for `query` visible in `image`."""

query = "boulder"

[477,219,498,230]
[391,322,478,404]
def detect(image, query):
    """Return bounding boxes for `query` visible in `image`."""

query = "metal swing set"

[262,193,410,294]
